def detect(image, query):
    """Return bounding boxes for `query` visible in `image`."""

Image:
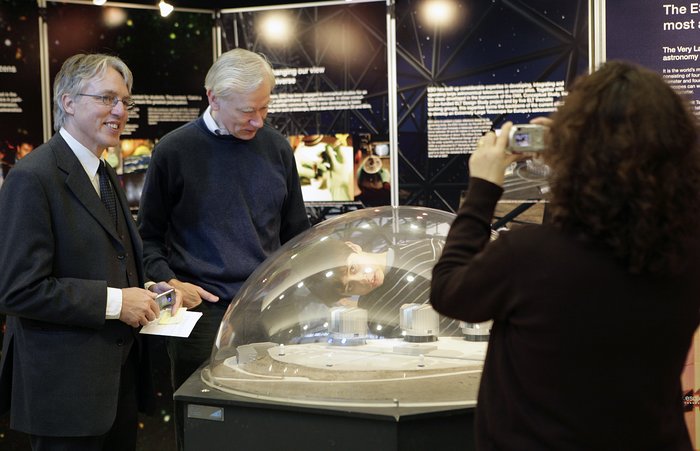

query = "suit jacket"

[0,133,154,436]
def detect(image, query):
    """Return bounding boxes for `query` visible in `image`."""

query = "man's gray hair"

[53,53,133,131]
[204,48,276,98]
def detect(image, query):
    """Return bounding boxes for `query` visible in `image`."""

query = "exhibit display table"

[175,368,477,451]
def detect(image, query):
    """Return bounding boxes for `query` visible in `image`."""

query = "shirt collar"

[59,128,102,178]
[203,106,230,136]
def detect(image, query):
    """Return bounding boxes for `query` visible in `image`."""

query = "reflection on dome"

[202,206,487,408]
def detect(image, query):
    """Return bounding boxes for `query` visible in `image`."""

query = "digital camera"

[508,124,547,153]
[155,288,174,310]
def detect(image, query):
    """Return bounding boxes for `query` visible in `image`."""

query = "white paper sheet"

[140,310,203,337]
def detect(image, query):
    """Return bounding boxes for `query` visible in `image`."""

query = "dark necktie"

[98,161,118,225]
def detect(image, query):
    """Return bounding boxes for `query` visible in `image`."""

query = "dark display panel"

[606,2,700,445]
[221,1,391,206]
[0,4,215,449]
[0,4,43,445]
[396,0,588,211]
[46,2,213,181]
[607,0,700,118]
[0,0,42,183]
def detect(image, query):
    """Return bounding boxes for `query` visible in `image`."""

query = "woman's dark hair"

[545,60,700,274]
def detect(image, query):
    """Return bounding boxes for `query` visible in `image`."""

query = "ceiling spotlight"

[159,1,174,17]
[422,0,456,28]
[260,13,291,44]
[93,0,107,5]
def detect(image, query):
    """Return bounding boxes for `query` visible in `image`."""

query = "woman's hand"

[469,122,522,186]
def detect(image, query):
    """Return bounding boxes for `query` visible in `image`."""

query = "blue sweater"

[138,117,310,303]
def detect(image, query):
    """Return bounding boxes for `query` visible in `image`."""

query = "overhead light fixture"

[93,0,107,5]
[260,13,292,44]
[422,0,456,28]
[103,6,128,27]
[159,1,174,17]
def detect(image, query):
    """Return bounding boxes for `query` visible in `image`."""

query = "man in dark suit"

[0,53,179,451]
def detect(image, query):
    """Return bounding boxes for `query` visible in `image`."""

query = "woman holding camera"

[430,61,700,450]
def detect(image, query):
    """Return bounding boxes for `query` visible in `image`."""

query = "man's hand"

[120,287,160,327]
[167,279,219,309]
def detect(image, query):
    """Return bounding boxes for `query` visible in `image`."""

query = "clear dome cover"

[202,206,487,408]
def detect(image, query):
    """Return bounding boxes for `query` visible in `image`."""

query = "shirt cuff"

[105,287,123,319]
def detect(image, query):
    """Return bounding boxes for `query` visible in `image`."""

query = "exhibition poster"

[395,0,588,211]
[607,0,700,118]
[605,1,700,445]
[221,1,390,206]
[46,2,212,188]
[0,1,42,186]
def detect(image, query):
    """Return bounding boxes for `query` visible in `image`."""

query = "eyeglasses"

[77,93,136,111]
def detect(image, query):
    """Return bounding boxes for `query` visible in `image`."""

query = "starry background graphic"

[0,0,42,178]
[222,1,389,139]
[0,3,42,446]
[396,0,588,211]
[224,0,588,212]
[221,1,390,208]
[46,2,213,139]
[221,2,390,208]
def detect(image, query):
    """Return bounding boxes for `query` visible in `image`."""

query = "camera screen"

[157,290,174,309]
[513,132,530,147]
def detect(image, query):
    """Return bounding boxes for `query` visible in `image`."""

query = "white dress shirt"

[203,106,230,135]
[59,128,123,319]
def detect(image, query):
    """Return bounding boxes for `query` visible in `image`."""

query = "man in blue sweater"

[137,48,310,450]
